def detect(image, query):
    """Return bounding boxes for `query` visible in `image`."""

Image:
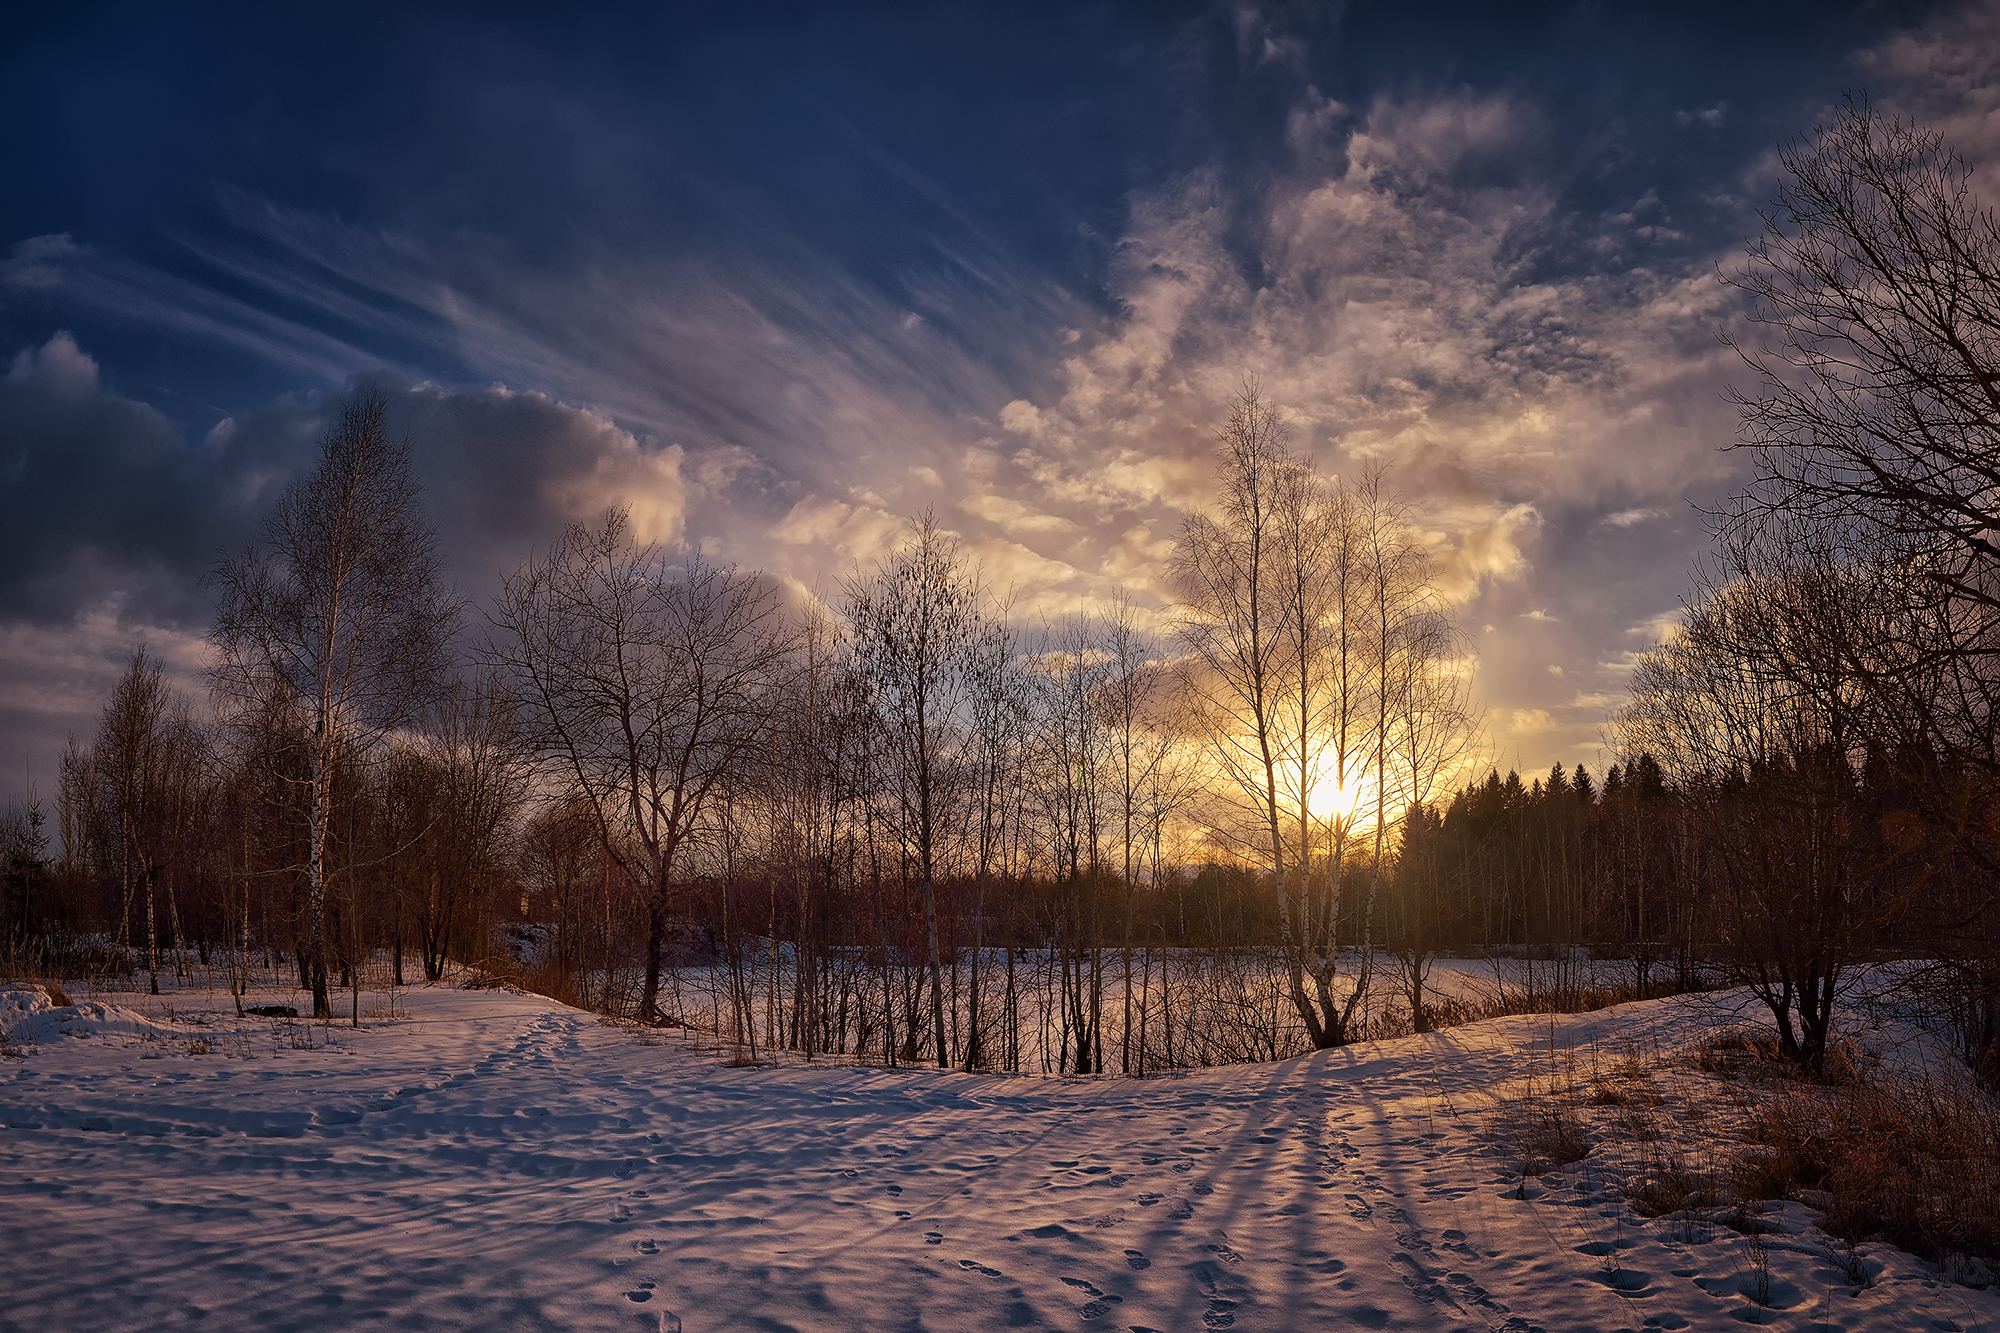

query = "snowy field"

[4,980,1996,1333]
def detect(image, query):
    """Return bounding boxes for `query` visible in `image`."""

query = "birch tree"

[209,393,456,1018]
[846,514,980,1068]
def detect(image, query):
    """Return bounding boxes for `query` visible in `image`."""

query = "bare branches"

[1171,386,1470,1048]
[844,512,982,1067]
[1726,96,2000,611]
[488,508,792,1023]
[205,392,457,1019]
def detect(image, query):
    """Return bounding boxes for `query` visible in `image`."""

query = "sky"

[3,0,1996,806]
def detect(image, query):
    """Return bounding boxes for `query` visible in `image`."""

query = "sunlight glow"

[1304,772,1369,826]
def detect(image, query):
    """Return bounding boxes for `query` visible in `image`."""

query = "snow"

[0,982,183,1046]
[3,981,1995,1333]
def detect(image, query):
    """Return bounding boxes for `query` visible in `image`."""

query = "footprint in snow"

[1201,1299,1237,1328]
[1166,1199,1194,1220]
[1189,1180,1213,1196]
[1061,1276,1122,1320]
[957,1259,1003,1277]
[624,1282,656,1302]
[1171,1161,1193,1174]
[924,1232,943,1245]
[636,1239,659,1255]
[612,1203,632,1222]
[1134,1192,1161,1206]
[1124,1249,1151,1270]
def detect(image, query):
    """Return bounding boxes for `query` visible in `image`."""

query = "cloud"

[1859,4,2000,190]
[0,349,703,786]
[0,608,214,806]
[1,234,82,291]
[0,333,247,624]
[14,7,1988,808]
[1625,610,1683,646]
[1504,708,1555,735]
[771,496,907,566]
[975,82,1753,697]
[957,492,1077,536]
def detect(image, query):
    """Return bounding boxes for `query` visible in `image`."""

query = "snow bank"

[0,983,180,1046]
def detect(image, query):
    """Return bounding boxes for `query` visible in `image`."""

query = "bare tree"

[489,509,792,1025]
[1174,386,1384,1048]
[1616,524,1908,1072]
[1724,97,2000,1071]
[209,394,457,1018]
[1728,97,2000,625]
[1351,474,1453,1024]
[1174,388,1310,1029]
[963,610,1027,1071]
[74,648,215,995]
[845,513,980,1068]
[404,679,528,988]
[1030,612,1111,1074]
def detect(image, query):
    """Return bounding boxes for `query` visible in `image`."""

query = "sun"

[1304,771,1370,827]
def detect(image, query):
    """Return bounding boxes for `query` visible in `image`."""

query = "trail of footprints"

[587,1067,1557,1333]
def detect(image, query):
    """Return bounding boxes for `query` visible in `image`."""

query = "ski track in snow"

[3,986,1996,1333]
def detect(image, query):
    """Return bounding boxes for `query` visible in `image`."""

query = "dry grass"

[1735,1071,2000,1265]
[1693,1025,1868,1086]
[0,935,131,988]
[1514,1107,1591,1175]
[1627,1148,1722,1217]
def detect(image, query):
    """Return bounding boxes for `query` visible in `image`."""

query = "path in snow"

[2,983,1994,1333]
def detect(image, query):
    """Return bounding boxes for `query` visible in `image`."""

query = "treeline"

[1390,758,1686,1004]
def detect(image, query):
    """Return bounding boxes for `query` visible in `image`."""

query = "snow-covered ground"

[3,980,1995,1333]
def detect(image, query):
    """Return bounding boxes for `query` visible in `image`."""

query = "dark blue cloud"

[0,2,1925,420]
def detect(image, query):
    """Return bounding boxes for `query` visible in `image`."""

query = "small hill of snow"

[0,983,181,1047]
